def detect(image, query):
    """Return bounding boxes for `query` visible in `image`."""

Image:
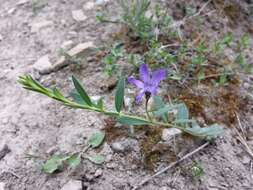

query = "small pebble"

[94,169,103,178]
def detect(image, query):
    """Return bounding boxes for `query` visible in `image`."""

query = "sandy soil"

[0,0,253,190]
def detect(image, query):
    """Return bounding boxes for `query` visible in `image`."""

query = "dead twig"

[234,113,253,159]
[131,142,210,190]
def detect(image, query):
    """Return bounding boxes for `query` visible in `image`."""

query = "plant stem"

[145,97,152,122]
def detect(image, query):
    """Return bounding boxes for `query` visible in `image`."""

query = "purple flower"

[128,64,167,104]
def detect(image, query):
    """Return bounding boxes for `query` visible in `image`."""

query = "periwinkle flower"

[128,64,167,103]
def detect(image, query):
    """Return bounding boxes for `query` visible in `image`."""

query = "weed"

[191,161,205,180]
[103,43,124,76]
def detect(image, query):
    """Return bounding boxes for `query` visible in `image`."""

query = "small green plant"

[41,131,105,174]
[18,65,223,141]
[117,0,153,41]
[191,161,205,180]
[103,43,124,76]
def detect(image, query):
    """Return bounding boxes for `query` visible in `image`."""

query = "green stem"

[145,97,152,122]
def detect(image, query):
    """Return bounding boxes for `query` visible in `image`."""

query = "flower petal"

[128,77,144,89]
[151,69,167,85]
[135,91,145,104]
[139,64,150,83]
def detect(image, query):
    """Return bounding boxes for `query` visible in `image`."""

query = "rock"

[16,0,29,6]
[241,155,250,164]
[111,138,137,153]
[91,95,101,102]
[68,42,95,57]
[51,42,95,72]
[33,55,53,74]
[31,20,53,33]
[60,40,74,50]
[124,97,132,109]
[111,142,125,152]
[106,162,117,169]
[159,187,168,190]
[72,10,87,22]
[46,146,57,155]
[61,180,82,190]
[8,8,16,15]
[0,182,5,190]
[83,2,95,10]
[0,144,11,160]
[94,169,103,178]
[0,34,3,41]
[162,128,182,141]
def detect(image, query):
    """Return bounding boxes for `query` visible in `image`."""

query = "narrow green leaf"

[66,154,81,168]
[70,90,87,105]
[87,154,105,165]
[115,77,125,112]
[72,76,92,106]
[88,131,105,148]
[118,116,150,125]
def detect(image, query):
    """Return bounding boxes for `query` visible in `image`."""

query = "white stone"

[94,169,103,178]
[8,8,16,14]
[0,182,5,190]
[162,128,182,141]
[31,20,53,33]
[60,40,74,50]
[16,0,29,6]
[51,42,95,72]
[72,10,87,22]
[33,55,53,74]
[111,142,125,152]
[83,2,95,10]
[91,95,101,102]
[61,180,82,190]
[0,34,3,41]
[67,42,95,57]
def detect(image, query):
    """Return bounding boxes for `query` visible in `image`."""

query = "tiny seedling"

[191,161,205,180]
[41,131,105,174]
[103,43,124,76]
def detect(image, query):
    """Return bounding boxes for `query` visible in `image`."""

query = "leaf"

[153,105,174,117]
[42,155,66,174]
[66,154,81,168]
[176,103,189,120]
[87,154,105,165]
[88,131,105,148]
[184,123,224,140]
[153,96,168,122]
[173,119,195,124]
[115,77,125,112]
[70,90,87,105]
[72,76,92,106]
[118,116,150,125]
